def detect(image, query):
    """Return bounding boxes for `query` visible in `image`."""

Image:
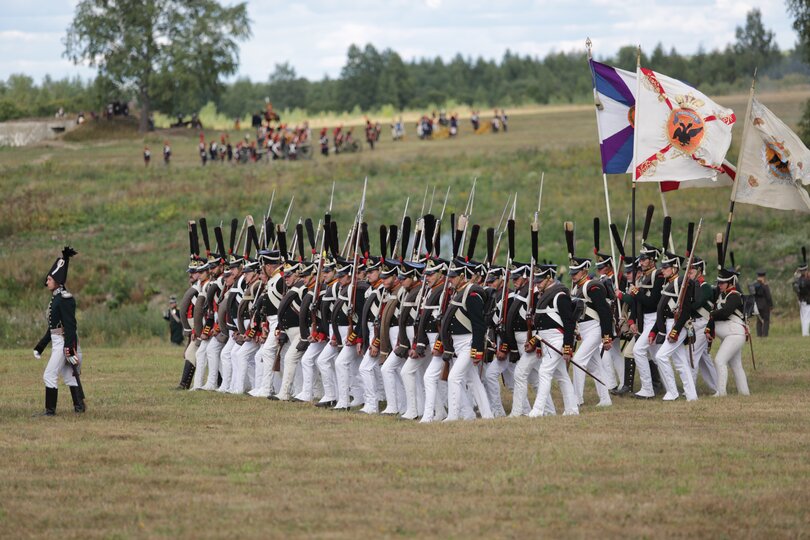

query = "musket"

[347,178,368,324]
[272,196,295,250]
[527,205,540,340]
[391,197,410,259]
[457,178,477,252]
[258,189,276,247]
[430,186,451,256]
[310,184,335,336]
[234,216,248,259]
[411,186,429,261]
[747,328,757,370]
[491,194,514,263]
[673,218,703,369]
[538,337,606,386]
[428,185,436,214]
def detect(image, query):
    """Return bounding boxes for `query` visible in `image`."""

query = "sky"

[0,0,800,83]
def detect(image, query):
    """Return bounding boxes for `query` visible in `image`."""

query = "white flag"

[635,67,735,183]
[733,97,810,212]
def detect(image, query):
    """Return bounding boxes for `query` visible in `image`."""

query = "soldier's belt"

[50,328,64,336]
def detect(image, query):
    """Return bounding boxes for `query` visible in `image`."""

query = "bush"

[0,100,27,121]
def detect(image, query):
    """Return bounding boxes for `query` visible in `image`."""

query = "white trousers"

[278,328,303,399]
[401,327,428,419]
[801,301,810,336]
[690,318,718,393]
[230,340,259,394]
[531,330,578,416]
[334,326,360,408]
[714,321,750,396]
[632,312,659,397]
[296,340,326,401]
[43,333,79,388]
[654,319,697,401]
[191,338,210,390]
[420,333,448,423]
[483,343,517,418]
[203,337,225,390]
[446,334,493,421]
[254,316,279,397]
[316,342,341,402]
[572,320,611,406]
[381,328,407,414]
[217,332,236,392]
[511,333,551,417]
[601,343,622,389]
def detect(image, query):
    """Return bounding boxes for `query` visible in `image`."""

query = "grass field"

[1,316,809,538]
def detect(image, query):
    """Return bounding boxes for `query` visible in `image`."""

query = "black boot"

[217,372,223,388]
[35,387,58,416]
[70,385,86,413]
[176,360,195,390]
[611,358,636,396]
[649,361,664,395]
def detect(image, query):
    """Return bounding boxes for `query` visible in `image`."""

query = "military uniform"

[397,261,428,419]
[628,244,666,398]
[651,253,698,401]
[569,257,613,407]
[33,247,85,415]
[707,267,750,396]
[441,259,493,421]
[794,257,810,336]
[416,259,449,423]
[357,260,392,414]
[252,251,285,397]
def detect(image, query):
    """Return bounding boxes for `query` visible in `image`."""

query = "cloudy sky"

[0,0,799,83]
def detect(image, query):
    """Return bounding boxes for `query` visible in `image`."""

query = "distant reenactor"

[143,145,151,166]
[163,141,171,165]
[794,248,810,336]
[320,128,329,157]
[749,270,773,337]
[199,134,207,166]
[33,247,86,416]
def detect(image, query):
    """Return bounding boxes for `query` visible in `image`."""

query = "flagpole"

[586,37,620,291]
[631,46,641,282]
[658,189,676,253]
[722,69,757,264]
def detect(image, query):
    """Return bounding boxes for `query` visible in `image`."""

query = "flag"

[733,97,810,212]
[635,67,735,183]
[589,59,636,174]
[660,160,736,192]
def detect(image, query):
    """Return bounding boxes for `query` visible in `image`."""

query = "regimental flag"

[635,67,736,183]
[660,160,736,192]
[589,59,636,174]
[733,97,810,212]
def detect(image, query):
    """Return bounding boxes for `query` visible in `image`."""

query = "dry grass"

[2,320,809,538]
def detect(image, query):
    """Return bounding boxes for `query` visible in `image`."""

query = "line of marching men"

[173,205,751,422]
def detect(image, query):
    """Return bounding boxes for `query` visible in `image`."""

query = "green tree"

[734,8,781,77]
[64,0,251,132]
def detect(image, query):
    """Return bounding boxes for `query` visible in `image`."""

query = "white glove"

[33,350,41,359]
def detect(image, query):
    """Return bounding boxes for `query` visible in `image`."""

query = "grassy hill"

[0,90,807,347]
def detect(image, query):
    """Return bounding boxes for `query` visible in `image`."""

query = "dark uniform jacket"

[531,282,577,349]
[415,280,446,355]
[439,282,486,355]
[35,287,78,354]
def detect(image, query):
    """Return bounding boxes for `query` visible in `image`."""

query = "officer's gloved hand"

[64,347,79,366]
[32,349,41,360]
[441,350,454,362]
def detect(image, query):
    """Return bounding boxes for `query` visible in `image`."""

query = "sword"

[538,338,607,387]
[746,326,757,370]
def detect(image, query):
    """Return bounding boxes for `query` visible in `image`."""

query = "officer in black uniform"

[33,247,85,416]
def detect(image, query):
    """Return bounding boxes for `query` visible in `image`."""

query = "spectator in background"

[749,271,773,337]
[164,297,184,345]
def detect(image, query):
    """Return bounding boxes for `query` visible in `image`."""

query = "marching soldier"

[356,257,393,414]
[396,261,427,420]
[794,248,810,337]
[33,247,85,416]
[252,245,285,398]
[273,258,314,401]
[521,263,579,417]
[650,252,698,401]
[482,266,513,418]
[378,260,408,415]
[568,256,613,407]
[706,264,750,396]
[686,257,719,393]
[594,253,624,392]
[229,257,262,394]
[294,257,336,403]
[626,244,666,399]
[612,258,637,396]
[217,254,244,392]
[334,258,372,410]
[441,258,493,421]
[414,257,449,423]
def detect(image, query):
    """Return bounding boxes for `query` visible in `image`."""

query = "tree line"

[1,8,807,127]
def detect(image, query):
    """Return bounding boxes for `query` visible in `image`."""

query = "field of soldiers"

[1,91,809,537]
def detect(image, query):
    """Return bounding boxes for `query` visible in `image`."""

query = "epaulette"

[61,290,73,299]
